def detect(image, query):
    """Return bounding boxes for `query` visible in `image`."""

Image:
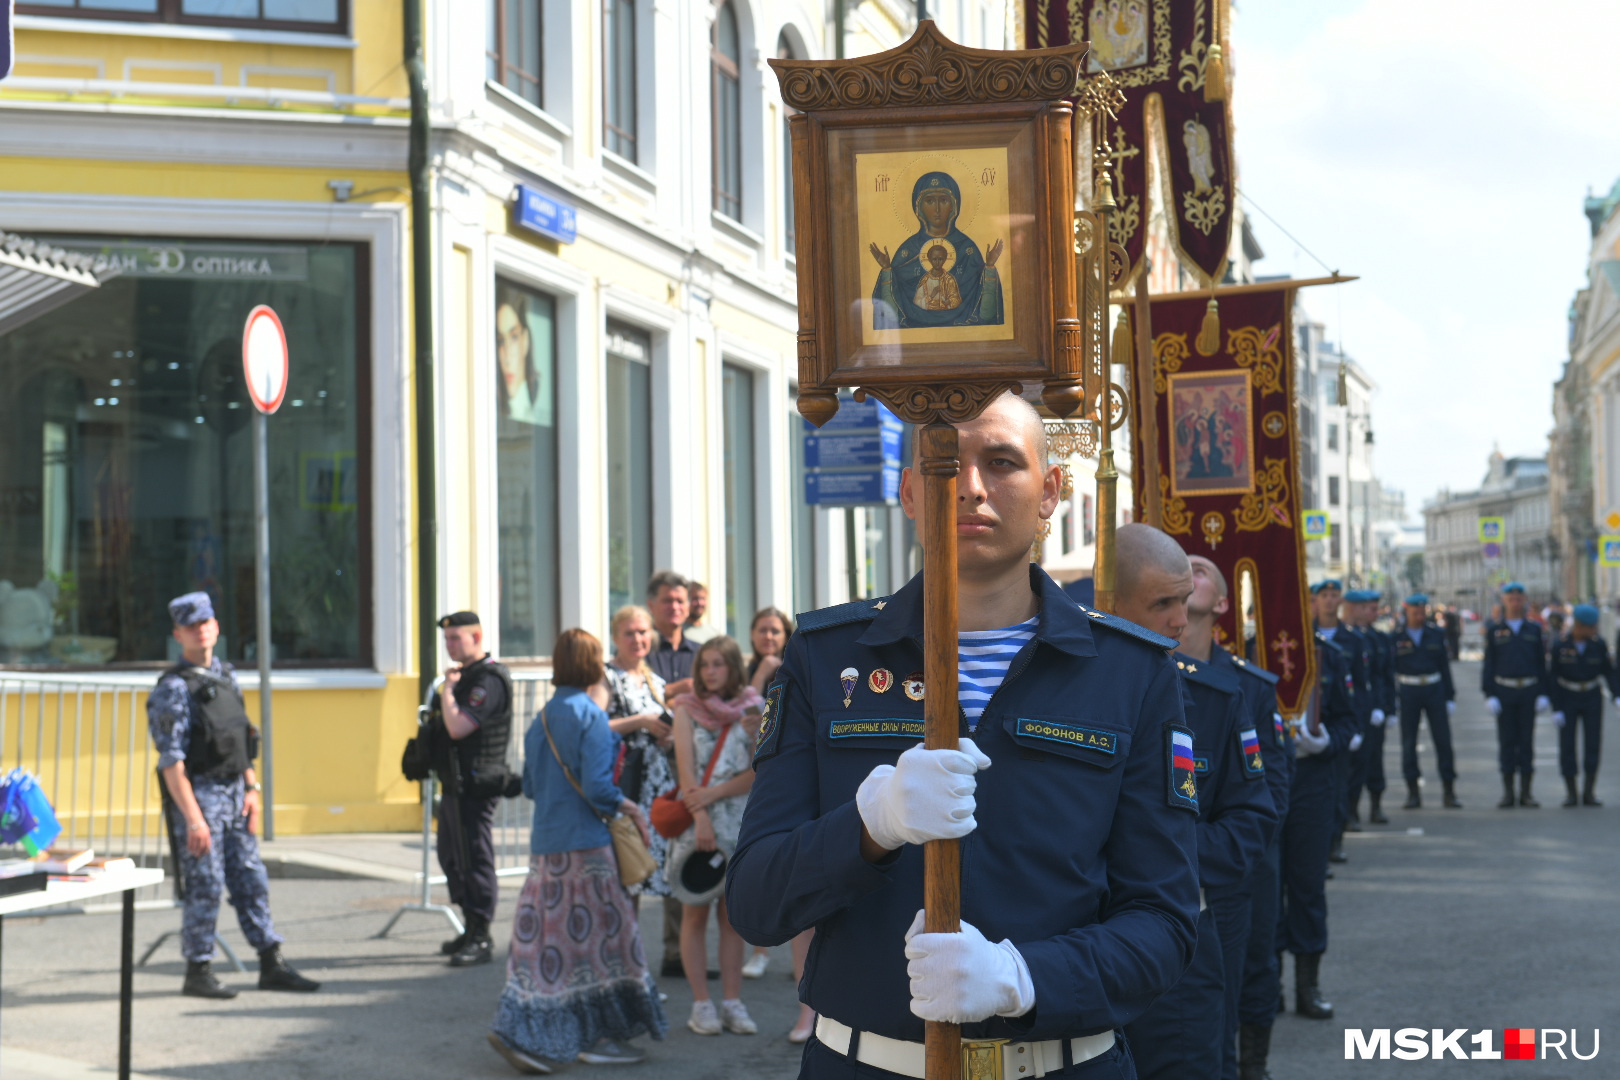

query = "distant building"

[1424,451,1555,612]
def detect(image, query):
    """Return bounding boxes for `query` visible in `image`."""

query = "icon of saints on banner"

[855,149,1015,346]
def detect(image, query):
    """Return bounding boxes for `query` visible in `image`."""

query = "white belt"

[1396,673,1441,686]
[816,1016,1115,1079]
[1559,677,1603,693]
[1494,676,1540,689]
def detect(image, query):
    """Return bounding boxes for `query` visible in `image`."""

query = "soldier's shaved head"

[1188,555,1228,600]
[910,390,1049,467]
[1112,524,1195,640]
[1116,523,1193,595]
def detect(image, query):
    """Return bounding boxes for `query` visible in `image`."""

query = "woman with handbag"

[604,605,678,904]
[488,629,667,1075]
[668,635,763,1037]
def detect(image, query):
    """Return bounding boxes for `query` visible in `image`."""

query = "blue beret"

[1345,589,1377,603]
[1404,593,1429,606]
[1574,604,1600,627]
[168,591,215,627]
[1501,581,1525,595]
[1310,579,1343,595]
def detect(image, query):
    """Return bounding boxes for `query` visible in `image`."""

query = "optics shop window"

[0,237,368,667]
[19,0,345,34]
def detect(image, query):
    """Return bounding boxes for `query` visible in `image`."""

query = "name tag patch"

[828,719,926,740]
[1192,756,1210,775]
[1012,719,1118,754]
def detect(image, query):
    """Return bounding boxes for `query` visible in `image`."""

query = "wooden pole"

[919,421,962,1080]
[1133,275,1161,529]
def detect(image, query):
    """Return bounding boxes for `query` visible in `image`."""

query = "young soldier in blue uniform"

[1481,582,1552,808]
[1276,626,1357,1022]
[1392,594,1458,809]
[727,392,1201,1080]
[1347,590,1396,824]
[147,593,320,999]
[1115,544,1276,1080]
[1310,581,1365,866]
[1549,604,1620,807]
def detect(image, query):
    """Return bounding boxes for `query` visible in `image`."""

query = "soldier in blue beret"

[1343,590,1395,828]
[147,592,319,998]
[1548,604,1619,807]
[1391,594,1459,809]
[1482,583,1552,808]
[727,392,1200,1080]
[1308,581,1368,866]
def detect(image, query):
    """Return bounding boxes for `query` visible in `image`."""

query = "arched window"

[777,31,796,253]
[712,2,743,221]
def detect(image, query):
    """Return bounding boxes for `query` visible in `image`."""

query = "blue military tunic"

[727,566,1200,1063]
[1482,619,1550,776]
[1392,624,1457,784]
[148,659,281,963]
[1550,637,1620,779]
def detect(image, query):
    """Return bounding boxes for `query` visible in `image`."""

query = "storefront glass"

[721,363,757,636]
[605,324,652,617]
[0,237,367,667]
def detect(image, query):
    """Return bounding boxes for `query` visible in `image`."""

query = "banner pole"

[1132,275,1161,529]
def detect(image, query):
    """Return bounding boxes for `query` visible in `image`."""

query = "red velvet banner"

[1023,0,1234,286]
[1128,286,1316,715]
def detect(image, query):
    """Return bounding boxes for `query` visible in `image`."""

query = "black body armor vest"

[167,664,256,781]
[431,656,515,798]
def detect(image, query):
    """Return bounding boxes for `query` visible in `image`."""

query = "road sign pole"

[254,407,275,841]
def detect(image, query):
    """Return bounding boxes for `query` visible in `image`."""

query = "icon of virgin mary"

[869,171,1004,330]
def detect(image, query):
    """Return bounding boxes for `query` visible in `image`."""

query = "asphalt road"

[2,659,1617,1078]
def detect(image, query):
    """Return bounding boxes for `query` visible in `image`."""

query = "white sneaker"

[741,952,769,979]
[719,999,758,1035]
[688,1000,722,1036]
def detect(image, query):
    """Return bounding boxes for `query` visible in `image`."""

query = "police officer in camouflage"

[147,592,320,999]
[430,611,515,966]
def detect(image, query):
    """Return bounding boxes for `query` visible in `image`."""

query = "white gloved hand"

[904,909,1034,1023]
[857,739,992,852]
[1348,733,1364,752]
[1535,695,1552,714]
[1294,724,1331,757]
[1370,709,1386,728]
[1485,697,1502,717]
[1447,701,1456,717]
[1553,711,1566,728]
[1613,696,1620,710]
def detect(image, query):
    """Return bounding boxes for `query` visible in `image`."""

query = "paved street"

[2,660,1616,1079]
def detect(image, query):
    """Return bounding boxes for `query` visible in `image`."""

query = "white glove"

[1485,697,1502,717]
[1370,709,1386,728]
[1535,695,1552,714]
[1447,701,1456,717]
[904,909,1034,1023]
[1348,733,1364,752]
[1613,696,1620,710]
[1553,712,1566,728]
[857,739,992,851]
[1294,724,1331,757]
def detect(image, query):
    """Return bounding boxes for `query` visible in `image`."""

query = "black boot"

[1563,775,1580,807]
[450,915,493,967]
[1328,828,1348,864]
[1239,1022,1274,1080]
[1294,952,1334,1019]
[1584,772,1602,807]
[1368,790,1389,824]
[1442,781,1462,809]
[1498,774,1517,809]
[1519,773,1540,808]
[1404,779,1421,809]
[441,918,470,956]
[1346,796,1362,832]
[258,946,320,992]
[183,960,238,1000]
[1276,952,1286,1015]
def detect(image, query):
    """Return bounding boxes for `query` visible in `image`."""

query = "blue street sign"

[806,467,901,506]
[803,398,904,506]
[810,396,905,432]
[1,1,13,81]
[805,427,904,469]
[513,184,577,244]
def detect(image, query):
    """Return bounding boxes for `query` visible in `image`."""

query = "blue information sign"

[1,1,13,81]
[803,398,904,506]
[513,184,577,244]
[806,467,901,506]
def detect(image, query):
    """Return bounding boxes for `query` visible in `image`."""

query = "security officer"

[1117,546,1276,1080]
[1482,583,1552,808]
[1343,590,1393,827]
[1310,581,1365,865]
[147,592,320,999]
[1276,625,1356,1022]
[727,393,1201,1080]
[1549,604,1620,807]
[1392,594,1459,809]
[430,611,515,966]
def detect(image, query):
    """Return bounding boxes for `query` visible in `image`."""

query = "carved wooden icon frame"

[771,22,1089,427]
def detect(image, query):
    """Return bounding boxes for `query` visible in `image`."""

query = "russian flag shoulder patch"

[1239,726,1265,777]
[1167,724,1199,812]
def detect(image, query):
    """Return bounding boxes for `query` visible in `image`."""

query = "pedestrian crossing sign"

[1605,509,1620,532]
[1302,510,1329,539]
[1478,516,1504,543]
[1600,536,1620,568]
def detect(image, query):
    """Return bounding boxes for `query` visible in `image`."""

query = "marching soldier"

[1277,626,1357,1022]
[1344,590,1394,826]
[147,592,320,998]
[1393,594,1459,809]
[1117,534,1278,1080]
[1310,581,1366,865]
[727,393,1201,1080]
[1482,583,1552,809]
[1549,604,1620,807]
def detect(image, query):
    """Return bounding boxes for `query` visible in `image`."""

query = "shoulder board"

[1230,655,1282,685]
[795,596,891,633]
[1175,657,1237,693]
[1316,631,1348,654]
[1076,605,1177,651]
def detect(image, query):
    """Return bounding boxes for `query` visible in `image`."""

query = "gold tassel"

[1111,309,1133,370]
[1195,297,1221,356]
[1204,42,1226,103]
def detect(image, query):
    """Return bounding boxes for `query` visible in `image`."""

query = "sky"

[1230,0,1620,518]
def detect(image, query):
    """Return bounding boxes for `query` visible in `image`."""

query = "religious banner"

[1023,0,1234,287]
[1128,285,1316,715]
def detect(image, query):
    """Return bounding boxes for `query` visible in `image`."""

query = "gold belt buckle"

[962,1038,1010,1080]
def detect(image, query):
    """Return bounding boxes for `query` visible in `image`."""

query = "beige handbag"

[538,703,657,888]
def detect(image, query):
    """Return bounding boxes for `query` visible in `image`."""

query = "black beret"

[438,611,481,629]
